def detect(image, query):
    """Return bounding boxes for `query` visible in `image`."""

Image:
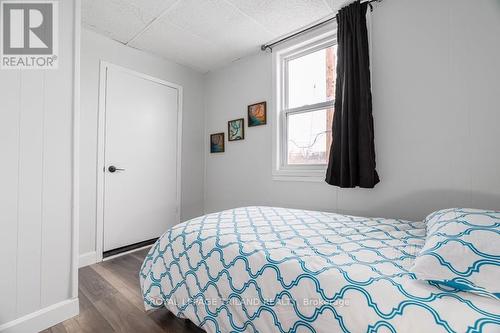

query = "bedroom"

[0,0,499,332]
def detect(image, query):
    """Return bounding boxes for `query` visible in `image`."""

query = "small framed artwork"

[248,101,267,127]
[228,118,245,141]
[210,132,225,153]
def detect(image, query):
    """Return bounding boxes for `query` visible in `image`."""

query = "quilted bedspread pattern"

[140,207,500,333]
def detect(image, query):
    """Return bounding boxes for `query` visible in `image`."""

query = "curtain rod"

[260,0,382,52]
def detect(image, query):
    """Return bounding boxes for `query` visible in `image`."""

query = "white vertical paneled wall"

[0,0,79,332]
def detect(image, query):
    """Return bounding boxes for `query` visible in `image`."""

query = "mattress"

[140,206,500,333]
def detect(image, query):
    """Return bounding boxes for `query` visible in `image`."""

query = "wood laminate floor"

[42,248,204,333]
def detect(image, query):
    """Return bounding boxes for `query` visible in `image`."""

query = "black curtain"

[325,1,379,188]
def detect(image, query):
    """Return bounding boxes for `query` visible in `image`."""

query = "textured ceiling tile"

[326,0,336,11]
[227,0,334,37]
[83,0,336,71]
[129,19,232,73]
[82,0,177,43]
[328,0,351,12]
[163,0,274,56]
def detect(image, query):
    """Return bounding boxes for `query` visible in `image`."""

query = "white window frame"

[272,28,336,182]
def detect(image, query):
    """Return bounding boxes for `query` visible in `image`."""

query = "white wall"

[204,0,500,221]
[79,29,205,258]
[0,0,78,331]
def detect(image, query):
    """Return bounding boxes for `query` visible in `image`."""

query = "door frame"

[95,61,183,262]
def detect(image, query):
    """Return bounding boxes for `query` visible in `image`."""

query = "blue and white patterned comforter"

[140,207,500,333]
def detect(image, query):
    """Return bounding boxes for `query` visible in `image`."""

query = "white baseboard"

[0,298,79,333]
[79,251,97,267]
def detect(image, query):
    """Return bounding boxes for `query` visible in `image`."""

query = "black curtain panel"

[325,1,379,188]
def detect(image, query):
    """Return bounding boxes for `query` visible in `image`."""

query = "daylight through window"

[281,40,336,167]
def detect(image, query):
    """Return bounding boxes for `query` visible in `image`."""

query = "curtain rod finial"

[261,45,272,52]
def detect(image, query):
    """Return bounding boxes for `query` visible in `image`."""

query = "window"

[273,33,336,181]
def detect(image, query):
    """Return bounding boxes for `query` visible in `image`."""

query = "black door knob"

[108,166,125,173]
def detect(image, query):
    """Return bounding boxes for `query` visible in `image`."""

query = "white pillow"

[411,208,500,299]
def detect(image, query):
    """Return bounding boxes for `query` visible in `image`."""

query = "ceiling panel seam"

[125,0,182,46]
[129,5,256,53]
[322,0,334,11]
[220,0,275,35]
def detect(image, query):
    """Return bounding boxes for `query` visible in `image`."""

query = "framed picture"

[248,101,267,127]
[210,132,225,153]
[228,118,245,141]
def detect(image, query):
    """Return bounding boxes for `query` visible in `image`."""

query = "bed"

[140,206,500,333]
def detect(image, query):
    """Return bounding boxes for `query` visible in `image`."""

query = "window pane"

[287,45,336,108]
[287,108,334,165]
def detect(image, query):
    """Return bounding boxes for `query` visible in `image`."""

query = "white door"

[102,65,180,252]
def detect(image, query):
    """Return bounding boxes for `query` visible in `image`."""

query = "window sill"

[272,169,326,182]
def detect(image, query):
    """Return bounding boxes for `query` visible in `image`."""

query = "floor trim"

[79,251,97,268]
[0,298,79,333]
[103,243,154,262]
[103,238,157,259]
